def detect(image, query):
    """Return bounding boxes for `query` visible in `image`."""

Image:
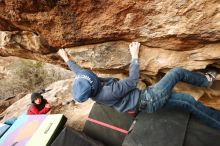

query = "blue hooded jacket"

[66,59,140,112]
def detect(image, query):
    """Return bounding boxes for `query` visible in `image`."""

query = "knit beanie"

[31,92,42,103]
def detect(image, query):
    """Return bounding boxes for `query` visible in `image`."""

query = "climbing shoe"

[205,67,217,87]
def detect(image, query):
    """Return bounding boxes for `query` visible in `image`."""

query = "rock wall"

[0,56,73,99]
[0,0,220,108]
[0,0,219,47]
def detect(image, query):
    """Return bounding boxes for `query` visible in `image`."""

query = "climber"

[27,92,51,115]
[58,42,220,130]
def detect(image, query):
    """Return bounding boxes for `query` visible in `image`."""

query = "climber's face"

[34,97,42,105]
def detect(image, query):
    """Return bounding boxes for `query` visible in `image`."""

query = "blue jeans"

[140,67,220,129]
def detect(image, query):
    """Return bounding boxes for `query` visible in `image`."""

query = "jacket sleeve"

[27,105,40,115]
[66,60,83,74]
[112,59,139,98]
[38,107,50,114]
[39,100,50,114]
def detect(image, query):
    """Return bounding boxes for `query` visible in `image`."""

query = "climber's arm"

[58,49,82,74]
[110,42,140,98]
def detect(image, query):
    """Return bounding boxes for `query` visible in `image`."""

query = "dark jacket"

[66,59,140,112]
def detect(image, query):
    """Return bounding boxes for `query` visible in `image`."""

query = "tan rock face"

[0,0,219,47]
[66,41,220,75]
[0,0,220,109]
[0,56,73,99]
[0,31,62,64]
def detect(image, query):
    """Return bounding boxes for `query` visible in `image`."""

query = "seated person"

[27,92,50,115]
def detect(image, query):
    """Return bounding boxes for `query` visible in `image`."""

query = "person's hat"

[31,92,42,103]
[72,69,100,102]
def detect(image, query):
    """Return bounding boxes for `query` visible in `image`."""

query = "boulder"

[0,56,73,99]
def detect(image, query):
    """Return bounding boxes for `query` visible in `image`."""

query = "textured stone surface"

[0,0,220,47]
[0,56,73,99]
[0,0,220,109]
[0,31,62,64]
[66,41,220,75]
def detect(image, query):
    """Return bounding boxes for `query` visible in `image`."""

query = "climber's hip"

[137,87,169,113]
